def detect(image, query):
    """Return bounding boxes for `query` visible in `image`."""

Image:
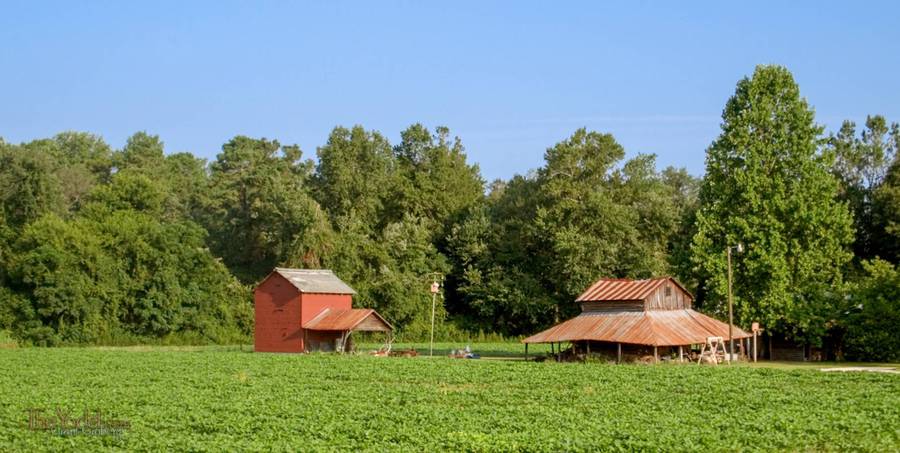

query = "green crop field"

[1,347,898,452]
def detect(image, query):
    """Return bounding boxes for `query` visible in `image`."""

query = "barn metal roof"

[273,268,356,295]
[523,309,751,346]
[303,308,393,332]
[576,277,692,302]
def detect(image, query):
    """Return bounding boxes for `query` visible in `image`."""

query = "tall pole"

[430,290,436,357]
[727,246,734,363]
[753,331,757,363]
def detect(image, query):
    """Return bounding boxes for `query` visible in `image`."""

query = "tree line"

[1,65,898,360]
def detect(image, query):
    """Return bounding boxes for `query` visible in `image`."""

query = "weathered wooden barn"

[254,268,392,353]
[524,277,751,362]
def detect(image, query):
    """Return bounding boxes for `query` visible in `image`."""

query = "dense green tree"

[533,130,678,306]
[839,259,900,361]
[0,143,65,228]
[5,214,119,344]
[204,136,329,283]
[85,172,167,218]
[112,132,211,221]
[662,167,702,294]
[828,116,900,260]
[162,152,211,221]
[116,131,166,172]
[312,126,396,230]
[872,156,900,262]
[0,133,113,217]
[446,185,555,334]
[691,65,854,343]
[448,130,691,334]
[391,124,484,238]
[3,175,250,345]
[36,132,114,212]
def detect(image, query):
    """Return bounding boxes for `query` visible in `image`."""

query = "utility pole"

[727,243,742,363]
[429,273,442,357]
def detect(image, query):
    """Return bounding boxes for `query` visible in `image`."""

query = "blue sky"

[2,1,898,181]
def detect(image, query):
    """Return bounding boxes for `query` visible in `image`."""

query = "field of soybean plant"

[1,347,898,452]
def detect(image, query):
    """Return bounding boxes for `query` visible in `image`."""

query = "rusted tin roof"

[523,309,751,346]
[576,277,692,302]
[273,268,356,295]
[303,308,393,332]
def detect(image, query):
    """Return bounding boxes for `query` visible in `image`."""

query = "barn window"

[665,287,672,297]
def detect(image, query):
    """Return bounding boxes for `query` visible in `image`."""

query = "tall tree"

[116,131,166,173]
[0,143,65,228]
[872,153,900,262]
[828,116,900,260]
[661,167,702,294]
[534,130,676,305]
[691,65,854,343]
[448,130,690,334]
[391,124,484,238]
[204,136,330,283]
[312,125,396,230]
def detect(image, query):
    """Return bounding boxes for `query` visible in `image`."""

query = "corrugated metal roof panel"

[523,309,751,346]
[274,268,356,295]
[303,308,392,332]
[576,277,693,302]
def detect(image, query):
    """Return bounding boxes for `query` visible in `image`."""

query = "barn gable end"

[254,272,303,353]
[643,279,693,311]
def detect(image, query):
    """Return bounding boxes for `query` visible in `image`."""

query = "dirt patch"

[820,367,899,374]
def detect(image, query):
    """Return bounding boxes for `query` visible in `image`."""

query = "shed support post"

[678,345,683,363]
[586,341,591,356]
[753,331,757,363]
[617,343,622,364]
[654,346,658,364]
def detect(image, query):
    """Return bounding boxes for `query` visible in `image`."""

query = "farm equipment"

[448,345,481,359]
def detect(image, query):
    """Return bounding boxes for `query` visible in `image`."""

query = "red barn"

[254,268,392,353]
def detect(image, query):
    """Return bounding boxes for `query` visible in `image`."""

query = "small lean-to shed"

[524,277,751,362]
[254,268,392,353]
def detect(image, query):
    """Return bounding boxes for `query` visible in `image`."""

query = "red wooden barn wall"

[253,273,353,353]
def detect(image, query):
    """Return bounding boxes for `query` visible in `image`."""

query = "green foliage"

[448,130,694,335]
[0,143,65,227]
[0,141,250,345]
[308,124,480,334]
[391,124,484,237]
[4,206,250,345]
[204,136,328,283]
[872,149,900,262]
[1,349,898,450]
[3,77,899,351]
[691,65,854,343]
[312,125,396,230]
[841,259,900,361]
[828,116,900,261]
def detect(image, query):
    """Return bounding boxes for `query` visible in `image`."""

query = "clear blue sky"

[2,1,898,181]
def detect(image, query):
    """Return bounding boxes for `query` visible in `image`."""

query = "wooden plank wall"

[355,314,391,332]
[644,280,691,310]
[580,301,643,313]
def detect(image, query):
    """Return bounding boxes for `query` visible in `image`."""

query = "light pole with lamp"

[429,272,443,357]
[727,243,743,362]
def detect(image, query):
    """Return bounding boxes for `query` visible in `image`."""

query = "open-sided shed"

[524,277,751,362]
[254,268,392,353]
